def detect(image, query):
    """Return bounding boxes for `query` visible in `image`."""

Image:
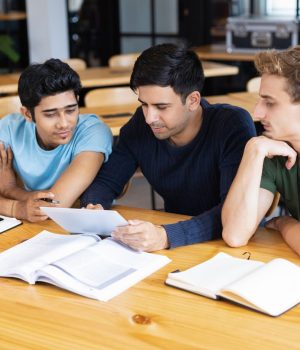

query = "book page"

[40,207,128,236]
[166,252,263,299]
[0,215,22,233]
[219,258,300,316]
[38,238,171,301]
[0,230,99,283]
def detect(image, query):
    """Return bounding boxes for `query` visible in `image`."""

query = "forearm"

[50,152,104,207]
[222,139,266,246]
[164,204,222,248]
[1,186,29,201]
[275,216,300,256]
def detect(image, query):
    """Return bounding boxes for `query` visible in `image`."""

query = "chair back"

[246,77,261,92]
[0,95,22,118]
[64,58,87,71]
[108,53,140,72]
[84,87,137,108]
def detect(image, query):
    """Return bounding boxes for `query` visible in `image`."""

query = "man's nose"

[253,101,266,121]
[57,112,69,128]
[144,107,159,124]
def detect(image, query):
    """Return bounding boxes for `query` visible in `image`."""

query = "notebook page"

[219,258,300,316]
[167,252,263,298]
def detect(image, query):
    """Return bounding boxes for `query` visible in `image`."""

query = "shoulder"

[202,99,256,137]
[77,114,111,134]
[203,98,252,125]
[0,113,31,136]
[120,107,149,136]
[0,113,25,126]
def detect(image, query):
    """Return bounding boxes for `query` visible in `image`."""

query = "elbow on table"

[222,229,250,248]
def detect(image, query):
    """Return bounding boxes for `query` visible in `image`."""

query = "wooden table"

[0,61,238,95]
[79,91,259,136]
[0,205,299,350]
[195,44,256,62]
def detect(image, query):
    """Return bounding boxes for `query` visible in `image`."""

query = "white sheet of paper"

[40,207,128,236]
[0,215,22,234]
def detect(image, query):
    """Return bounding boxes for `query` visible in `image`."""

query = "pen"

[40,198,60,204]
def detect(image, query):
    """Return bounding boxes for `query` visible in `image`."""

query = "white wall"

[26,0,69,63]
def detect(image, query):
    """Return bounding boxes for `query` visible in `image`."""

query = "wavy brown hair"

[254,46,300,102]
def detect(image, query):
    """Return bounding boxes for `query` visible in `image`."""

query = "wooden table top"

[0,61,238,95]
[79,91,259,136]
[195,44,256,62]
[0,205,299,350]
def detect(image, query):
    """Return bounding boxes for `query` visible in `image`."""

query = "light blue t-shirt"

[0,113,113,190]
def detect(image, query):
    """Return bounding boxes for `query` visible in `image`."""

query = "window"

[266,0,297,16]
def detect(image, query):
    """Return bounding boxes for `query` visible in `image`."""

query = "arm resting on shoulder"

[50,151,104,207]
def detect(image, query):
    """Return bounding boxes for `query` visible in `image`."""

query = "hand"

[0,142,18,196]
[111,219,169,252]
[265,215,296,233]
[248,136,297,169]
[265,217,279,230]
[85,203,103,210]
[14,191,59,222]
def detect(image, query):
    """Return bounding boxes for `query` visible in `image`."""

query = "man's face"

[254,74,300,142]
[138,85,199,144]
[24,90,79,150]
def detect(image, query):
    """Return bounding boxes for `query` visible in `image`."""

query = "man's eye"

[157,106,167,110]
[44,113,56,118]
[66,108,76,114]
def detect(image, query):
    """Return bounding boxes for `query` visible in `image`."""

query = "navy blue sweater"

[81,99,256,248]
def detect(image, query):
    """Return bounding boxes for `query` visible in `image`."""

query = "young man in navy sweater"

[81,43,256,251]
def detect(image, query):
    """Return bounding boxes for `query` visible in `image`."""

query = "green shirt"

[260,157,300,219]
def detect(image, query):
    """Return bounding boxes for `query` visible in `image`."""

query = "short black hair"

[18,58,82,113]
[130,43,205,102]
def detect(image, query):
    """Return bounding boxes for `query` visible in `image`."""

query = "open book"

[165,252,300,316]
[0,230,170,301]
[0,215,22,233]
[40,207,127,236]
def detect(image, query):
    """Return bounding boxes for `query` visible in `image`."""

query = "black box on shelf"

[226,16,299,53]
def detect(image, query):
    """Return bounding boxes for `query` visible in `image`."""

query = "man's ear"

[186,91,201,111]
[21,106,33,122]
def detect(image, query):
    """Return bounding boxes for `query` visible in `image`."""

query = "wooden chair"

[246,77,261,92]
[64,58,87,71]
[84,87,137,108]
[0,95,22,118]
[108,53,140,72]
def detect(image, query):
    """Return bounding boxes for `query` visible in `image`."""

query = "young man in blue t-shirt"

[81,44,256,252]
[0,58,112,222]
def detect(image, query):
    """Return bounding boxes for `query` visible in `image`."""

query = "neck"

[170,106,203,147]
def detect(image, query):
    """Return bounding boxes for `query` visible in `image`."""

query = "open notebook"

[166,252,300,316]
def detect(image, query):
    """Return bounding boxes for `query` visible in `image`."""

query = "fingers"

[112,221,157,251]
[285,152,297,170]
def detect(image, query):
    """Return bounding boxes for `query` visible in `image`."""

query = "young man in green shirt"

[222,46,300,255]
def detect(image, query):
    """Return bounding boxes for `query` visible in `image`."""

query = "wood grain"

[0,205,298,349]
